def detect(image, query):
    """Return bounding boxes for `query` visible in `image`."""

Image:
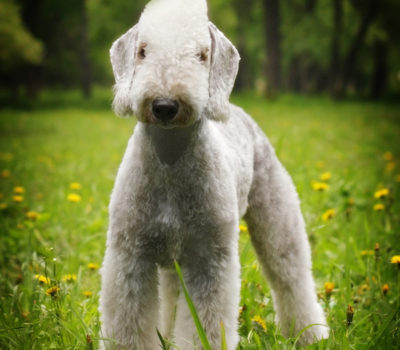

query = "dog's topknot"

[139,0,209,47]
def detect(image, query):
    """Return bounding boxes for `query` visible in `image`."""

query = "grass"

[0,90,400,349]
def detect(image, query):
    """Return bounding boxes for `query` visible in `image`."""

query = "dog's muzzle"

[152,98,179,122]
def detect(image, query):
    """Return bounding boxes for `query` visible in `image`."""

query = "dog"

[99,0,329,348]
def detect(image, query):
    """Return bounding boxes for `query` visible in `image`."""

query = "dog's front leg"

[99,245,159,350]
[174,238,240,350]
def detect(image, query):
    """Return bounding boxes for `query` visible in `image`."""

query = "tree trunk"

[305,0,317,13]
[262,0,282,95]
[338,0,380,97]
[20,0,44,99]
[232,0,253,91]
[79,0,92,99]
[370,39,388,99]
[329,0,343,98]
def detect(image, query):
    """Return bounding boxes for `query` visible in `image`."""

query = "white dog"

[99,0,329,348]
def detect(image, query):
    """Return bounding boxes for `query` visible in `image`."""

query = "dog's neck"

[144,121,201,166]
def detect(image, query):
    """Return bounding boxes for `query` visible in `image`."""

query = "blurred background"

[0,0,400,105]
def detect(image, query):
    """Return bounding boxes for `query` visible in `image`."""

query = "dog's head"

[110,0,240,128]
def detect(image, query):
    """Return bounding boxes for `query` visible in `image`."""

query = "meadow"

[0,90,399,349]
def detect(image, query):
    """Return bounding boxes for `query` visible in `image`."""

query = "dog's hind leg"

[244,146,329,345]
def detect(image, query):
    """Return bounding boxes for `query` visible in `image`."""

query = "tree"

[262,0,282,94]
[231,0,254,91]
[15,0,94,98]
[79,0,92,98]
[329,0,343,96]
[337,0,380,97]
[0,0,43,69]
[0,0,43,97]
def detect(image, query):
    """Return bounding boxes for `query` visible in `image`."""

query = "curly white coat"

[99,0,329,348]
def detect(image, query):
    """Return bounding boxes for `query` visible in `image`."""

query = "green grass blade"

[367,304,400,348]
[220,321,227,350]
[174,260,211,350]
[156,328,169,350]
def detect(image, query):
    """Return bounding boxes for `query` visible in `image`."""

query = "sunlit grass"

[0,90,399,349]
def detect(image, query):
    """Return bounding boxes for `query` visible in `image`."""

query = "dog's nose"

[152,98,179,122]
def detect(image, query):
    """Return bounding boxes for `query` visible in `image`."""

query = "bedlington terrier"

[99,0,329,348]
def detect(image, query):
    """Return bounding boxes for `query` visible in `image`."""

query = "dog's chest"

[135,175,205,266]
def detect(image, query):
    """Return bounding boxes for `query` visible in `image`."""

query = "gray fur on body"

[99,0,329,349]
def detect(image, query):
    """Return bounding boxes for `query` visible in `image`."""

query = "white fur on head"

[205,23,240,121]
[110,0,240,123]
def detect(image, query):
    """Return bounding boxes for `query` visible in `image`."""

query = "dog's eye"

[197,48,208,63]
[138,44,146,59]
[138,48,146,59]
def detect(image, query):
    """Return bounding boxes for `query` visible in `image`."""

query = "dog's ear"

[110,25,139,84]
[205,22,240,122]
[110,25,138,116]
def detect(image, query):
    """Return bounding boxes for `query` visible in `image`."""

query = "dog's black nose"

[152,98,179,122]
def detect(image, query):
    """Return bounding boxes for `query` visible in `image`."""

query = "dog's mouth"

[139,97,194,128]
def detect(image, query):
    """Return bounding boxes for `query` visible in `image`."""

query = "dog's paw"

[297,323,329,346]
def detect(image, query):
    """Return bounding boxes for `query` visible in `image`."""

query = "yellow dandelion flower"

[26,211,39,221]
[45,286,60,296]
[382,284,389,295]
[62,274,77,283]
[320,172,331,181]
[67,193,81,203]
[360,250,374,256]
[34,274,50,285]
[357,284,370,294]
[83,290,93,297]
[374,188,389,199]
[70,182,82,190]
[312,181,329,191]
[383,151,393,161]
[88,263,100,270]
[390,255,400,266]
[385,161,396,173]
[1,170,11,178]
[12,195,24,203]
[239,224,248,232]
[324,282,335,295]
[0,203,7,210]
[373,203,385,211]
[322,209,335,221]
[14,186,25,194]
[251,315,267,331]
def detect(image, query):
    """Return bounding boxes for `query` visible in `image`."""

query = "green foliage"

[0,0,43,70]
[1,0,399,98]
[0,90,400,348]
